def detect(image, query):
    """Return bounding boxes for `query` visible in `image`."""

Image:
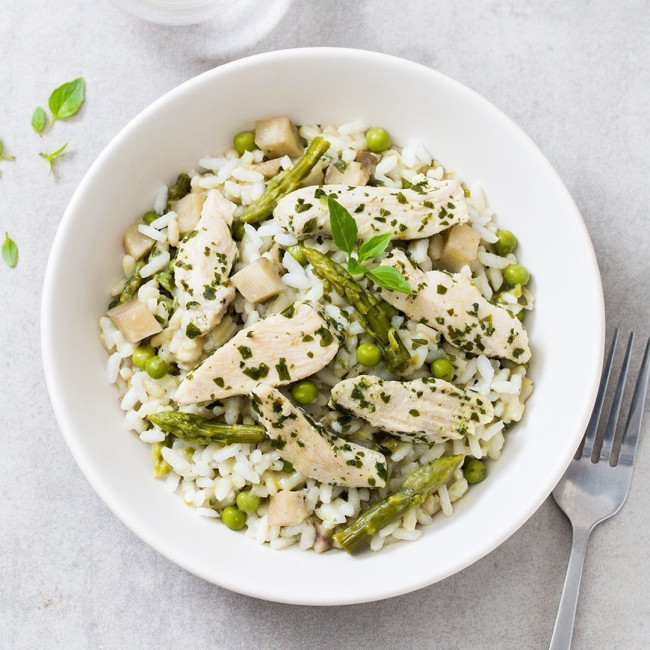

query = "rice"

[100,120,534,553]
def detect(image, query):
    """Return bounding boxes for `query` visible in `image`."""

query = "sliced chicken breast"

[380,249,531,363]
[273,180,468,241]
[330,375,493,443]
[175,302,342,404]
[251,384,387,488]
[174,190,238,338]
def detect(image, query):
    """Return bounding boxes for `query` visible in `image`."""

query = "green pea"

[143,210,159,225]
[366,127,391,153]
[233,131,256,155]
[132,345,155,369]
[504,263,530,287]
[463,458,487,484]
[431,357,454,382]
[236,490,262,515]
[292,380,319,405]
[357,342,382,367]
[145,355,168,379]
[221,505,246,530]
[231,220,246,241]
[494,230,517,256]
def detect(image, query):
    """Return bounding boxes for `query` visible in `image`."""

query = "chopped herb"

[275,357,291,381]
[237,345,252,360]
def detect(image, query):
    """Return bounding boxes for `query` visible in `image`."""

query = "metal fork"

[549,330,650,650]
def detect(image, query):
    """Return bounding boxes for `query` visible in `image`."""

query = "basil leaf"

[31,107,47,135]
[39,142,68,174]
[2,232,18,268]
[48,78,85,122]
[0,139,15,162]
[357,232,392,263]
[364,265,416,295]
[347,256,366,276]
[328,196,357,254]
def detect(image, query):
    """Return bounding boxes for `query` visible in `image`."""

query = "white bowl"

[41,48,604,605]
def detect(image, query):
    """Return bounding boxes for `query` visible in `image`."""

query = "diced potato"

[268,490,307,527]
[254,116,303,159]
[438,224,481,272]
[355,151,380,176]
[324,161,369,186]
[123,224,154,260]
[299,157,327,187]
[174,191,206,237]
[230,257,285,303]
[250,158,284,179]
[107,300,162,343]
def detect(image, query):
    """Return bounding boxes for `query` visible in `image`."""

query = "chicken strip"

[251,384,387,488]
[330,376,493,443]
[380,249,531,363]
[175,302,342,404]
[273,180,468,241]
[174,189,238,339]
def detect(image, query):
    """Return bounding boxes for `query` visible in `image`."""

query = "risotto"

[100,117,534,553]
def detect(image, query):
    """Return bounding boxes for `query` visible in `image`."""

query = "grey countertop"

[1,1,649,648]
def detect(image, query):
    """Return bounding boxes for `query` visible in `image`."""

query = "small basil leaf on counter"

[39,142,68,174]
[2,232,18,268]
[48,78,85,123]
[31,107,47,135]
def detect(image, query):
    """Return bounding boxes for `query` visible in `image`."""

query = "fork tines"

[579,330,650,466]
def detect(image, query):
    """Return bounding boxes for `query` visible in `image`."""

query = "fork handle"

[549,525,592,650]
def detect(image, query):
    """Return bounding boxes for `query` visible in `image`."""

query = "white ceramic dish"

[41,48,604,605]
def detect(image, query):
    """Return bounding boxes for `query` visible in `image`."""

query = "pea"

[366,127,391,153]
[463,458,487,484]
[292,379,319,405]
[231,220,246,241]
[357,342,382,367]
[493,230,517,256]
[504,263,530,287]
[233,131,256,155]
[145,355,168,379]
[431,357,454,382]
[142,210,159,225]
[236,490,262,515]
[221,505,246,530]
[132,345,155,369]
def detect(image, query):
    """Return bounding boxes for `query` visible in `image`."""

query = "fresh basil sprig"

[31,107,47,135]
[2,232,18,268]
[48,78,85,124]
[39,142,68,174]
[327,196,415,294]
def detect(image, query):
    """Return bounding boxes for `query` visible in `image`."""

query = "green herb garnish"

[0,140,15,162]
[48,78,86,124]
[2,232,18,268]
[31,107,47,135]
[39,142,68,174]
[327,197,415,295]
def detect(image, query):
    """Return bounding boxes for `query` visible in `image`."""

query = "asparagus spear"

[147,411,266,445]
[167,172,192,203]
[118,260,145,304]
[333,454,465,553]
[287,245,411,371]
[239,136,330,224]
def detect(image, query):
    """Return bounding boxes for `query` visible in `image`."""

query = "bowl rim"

[41,47,605,605]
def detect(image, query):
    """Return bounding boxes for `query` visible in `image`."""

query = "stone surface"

[0,0,648,647]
